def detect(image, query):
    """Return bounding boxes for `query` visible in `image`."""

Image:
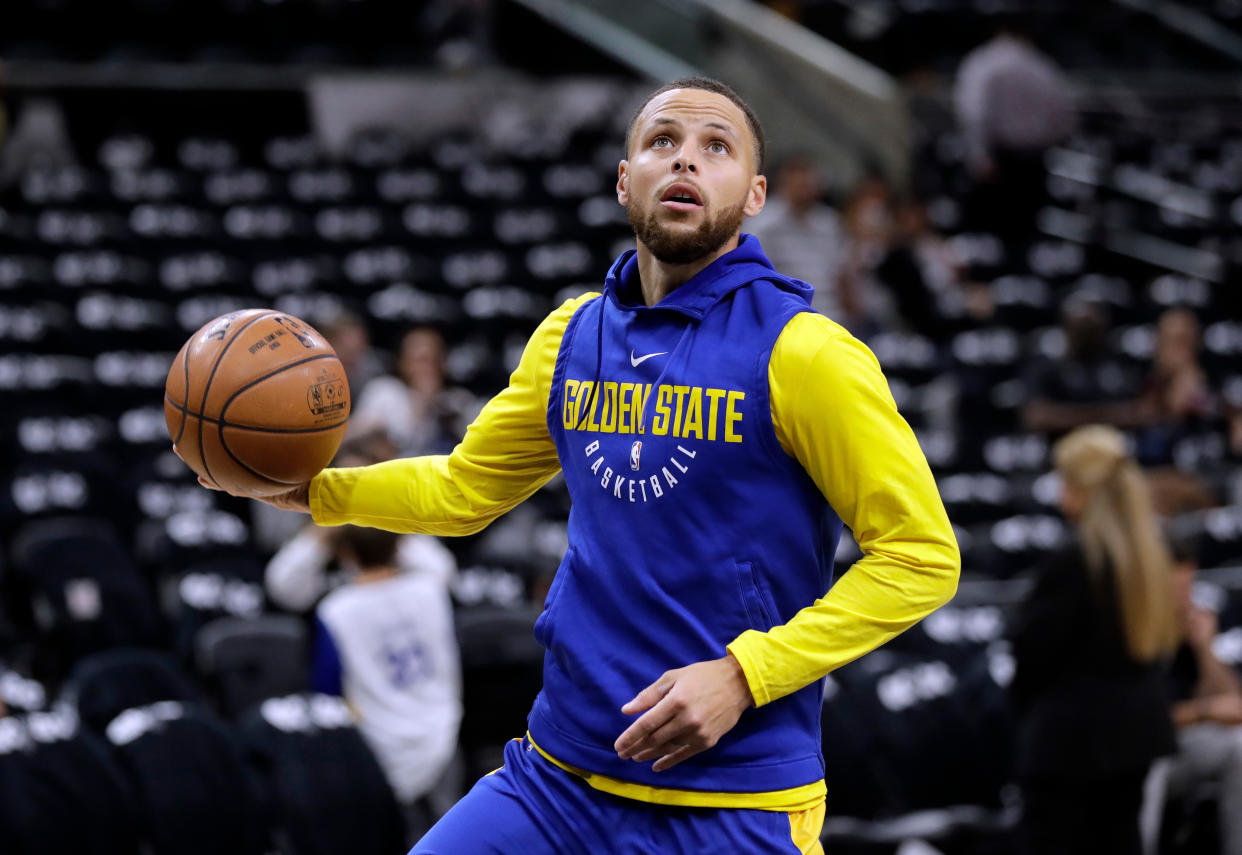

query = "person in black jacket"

[1011,424,1180,855]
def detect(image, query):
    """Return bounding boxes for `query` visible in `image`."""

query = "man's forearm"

[727,546,959,706]
[311,451,559,536]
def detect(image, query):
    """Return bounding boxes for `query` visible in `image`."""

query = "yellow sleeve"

[308,293,598,535]
[726,312,960,706]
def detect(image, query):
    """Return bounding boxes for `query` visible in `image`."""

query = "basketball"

[164,309,350,496]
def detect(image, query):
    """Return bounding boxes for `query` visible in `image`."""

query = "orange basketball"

[164,309,350,496]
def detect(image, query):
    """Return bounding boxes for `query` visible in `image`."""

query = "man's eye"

[708,141,728,154]
[652,137,673,148]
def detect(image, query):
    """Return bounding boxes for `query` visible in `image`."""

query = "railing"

[506,0,910,186]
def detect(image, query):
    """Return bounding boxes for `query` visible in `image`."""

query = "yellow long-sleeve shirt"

[311,294,959,808]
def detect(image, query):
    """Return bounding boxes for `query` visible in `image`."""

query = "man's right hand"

[172,445,313,514]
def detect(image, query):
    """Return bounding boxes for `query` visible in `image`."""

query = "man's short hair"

[625,77,766,172]
[339,525,400,569]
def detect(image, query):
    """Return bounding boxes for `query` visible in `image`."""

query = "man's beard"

[628,197,747,265]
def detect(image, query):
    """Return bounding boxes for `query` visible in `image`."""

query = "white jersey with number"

[316,572,461,804]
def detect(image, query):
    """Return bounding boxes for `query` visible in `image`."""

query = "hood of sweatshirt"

[602,233,814,320]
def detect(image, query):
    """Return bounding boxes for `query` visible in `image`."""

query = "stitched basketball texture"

[164,309,350,496]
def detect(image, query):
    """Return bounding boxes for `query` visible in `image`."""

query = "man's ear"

[617,160,630,206]
[743,174,767,217]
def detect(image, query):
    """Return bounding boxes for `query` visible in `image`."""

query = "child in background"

[312,525,462,842]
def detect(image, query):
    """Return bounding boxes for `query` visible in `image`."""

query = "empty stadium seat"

[103,701,267,855]
[169,555,266,664]
[0,707,140,855]
[8,517,163,678]
[455,605,543,778]
[64,647,202,735]
[194,614,308,718]
[239,693,406,855]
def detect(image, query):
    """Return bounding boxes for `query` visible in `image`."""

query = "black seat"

[455,605,543,779]
[104,702,267,855]
[65,647,202,735]
[0,708,140,855]
[170,555,266,664]
[194,614,308,719]
[828,647,1014,815]
[239,693,405,855]
[9,516,163,679]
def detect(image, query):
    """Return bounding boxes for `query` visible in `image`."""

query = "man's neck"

[636,234,739,307]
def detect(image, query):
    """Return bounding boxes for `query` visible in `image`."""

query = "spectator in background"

[320,311,387,394]
[1135,308,1215,465]
[836,171,900,335]
[350,327,470,457]
[872,195,970,337]
[1022,299,1147,434]
[1161,536,1242,854]
[1011,425,1179,855]
[312,525,462,843]
[0,95,75,190]
[265,445,456,614]
[266,521,456,614]
[954,17,1075,240]
[747,154,851,321]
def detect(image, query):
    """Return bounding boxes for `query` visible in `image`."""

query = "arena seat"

[103,701,268,855]
[454,605,544,779]
[0,707,140,855]
[194,614,308,719]
[239,693,406,855]
[64,647,203,736]
[8,516,164,678]
[168,555,267,665]
[0,665,48,714]
[822,644,1017,848]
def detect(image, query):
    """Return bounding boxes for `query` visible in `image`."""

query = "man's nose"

[672,156,697,174]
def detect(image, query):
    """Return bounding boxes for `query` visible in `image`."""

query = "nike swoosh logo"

[630,349,668,367]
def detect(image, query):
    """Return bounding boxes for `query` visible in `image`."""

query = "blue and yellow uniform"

[311,235,960,853]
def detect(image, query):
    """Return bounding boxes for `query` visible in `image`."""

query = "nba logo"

[629,440,642,471]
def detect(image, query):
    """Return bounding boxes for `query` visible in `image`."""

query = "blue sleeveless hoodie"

[529,234,843,794]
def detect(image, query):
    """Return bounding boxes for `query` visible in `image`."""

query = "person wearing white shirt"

[747,154,851,322]
[265,523,456,613]
[954,20,1075,239]
[350,327,475,458]
[311,525,462,839]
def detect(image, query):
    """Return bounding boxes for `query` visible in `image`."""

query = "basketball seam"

[197,311,276,488]
[216,353,340,428]
[216,434,330,487]
[163,395,347,433]
[215,352,346,489]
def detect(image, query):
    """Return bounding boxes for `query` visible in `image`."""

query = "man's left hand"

[614,654,754,773]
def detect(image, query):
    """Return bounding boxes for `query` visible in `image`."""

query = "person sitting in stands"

[311,525,462,841]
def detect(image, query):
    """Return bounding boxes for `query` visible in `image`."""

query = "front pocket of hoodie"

[736,560,779,631]
[534,548,574,648]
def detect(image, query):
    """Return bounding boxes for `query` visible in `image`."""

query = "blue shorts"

[411,737,824,855]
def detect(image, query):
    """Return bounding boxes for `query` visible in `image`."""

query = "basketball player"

[182,77,959,853]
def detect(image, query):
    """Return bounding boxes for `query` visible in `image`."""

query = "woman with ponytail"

[1011,424,1179,855]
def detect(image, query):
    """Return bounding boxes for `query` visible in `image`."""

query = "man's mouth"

[660,183,704,212]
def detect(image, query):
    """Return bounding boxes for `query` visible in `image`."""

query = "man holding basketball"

[182,77,959,853]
